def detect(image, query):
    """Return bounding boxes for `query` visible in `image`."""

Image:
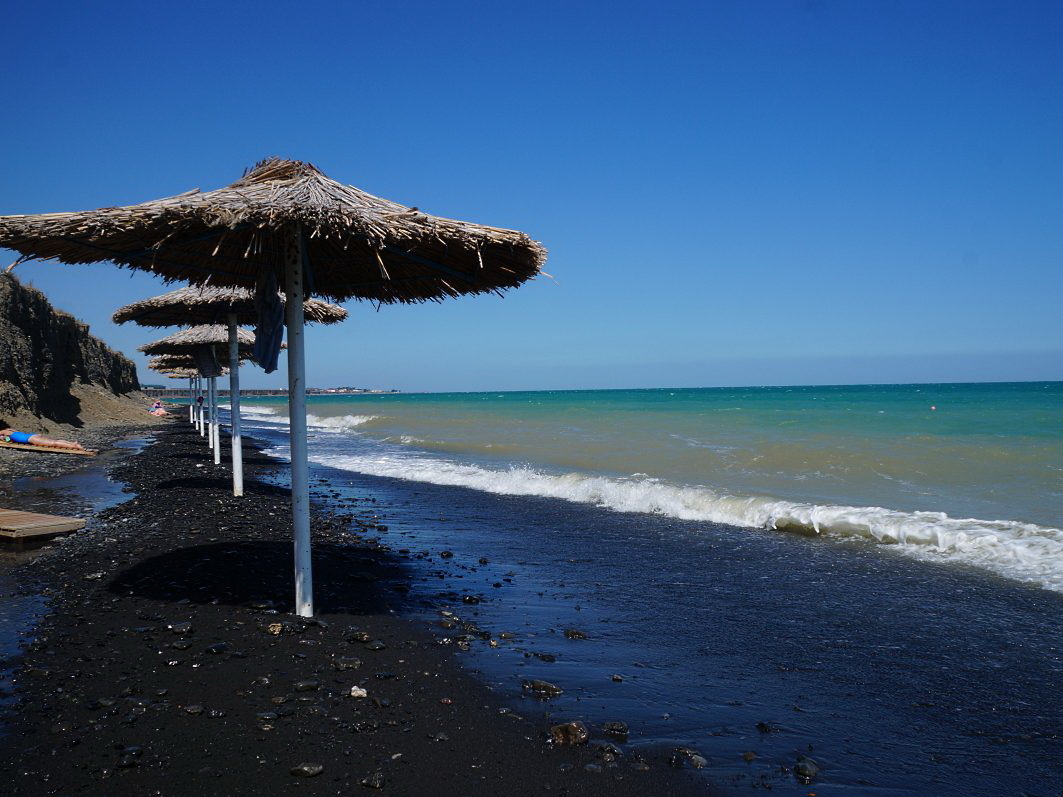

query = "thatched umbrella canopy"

[138,325,255,357]
[148,354,246,373]
[0,157,546,302]
[0,157,546,618]
[114,285,348,327]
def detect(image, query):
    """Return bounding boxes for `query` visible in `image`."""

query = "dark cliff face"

[0,273,139,426]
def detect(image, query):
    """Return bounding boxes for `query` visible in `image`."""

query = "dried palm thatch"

[148,354,246,373]
[139,325,255,356]
[113,285,348,327]
[152,363,226,378]
[0,157,547,303]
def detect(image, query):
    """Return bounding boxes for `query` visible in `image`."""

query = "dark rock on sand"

[549,720,589,746]
[361,770,387,788]
[602,720,629,740]
[522,679,563,697]
[794,755,820,783]
[290,762,324,777]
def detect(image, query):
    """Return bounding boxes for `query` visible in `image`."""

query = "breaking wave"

[305,450,1063,593]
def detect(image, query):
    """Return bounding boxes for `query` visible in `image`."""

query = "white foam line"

[303,450,1063,594]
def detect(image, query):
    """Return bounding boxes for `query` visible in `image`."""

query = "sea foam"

[304,450,1063,593]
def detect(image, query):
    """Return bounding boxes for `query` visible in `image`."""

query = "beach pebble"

[365,640,386,651]
[603,721,629,740]
[611,674,623,682]
[564,629,588,640]
[333,656,363,671]
[522,679,563,697]
[672,747,708,769]
[206,642,229,654]
[183,704,204,715]
[168,622,192,635]
[348,630,371,643]
[290,762,324,778]
[794,755,819,783]
[350,686,368,698]
[360,771,386,788]
[549,720,589,746]
[293,679,320,692]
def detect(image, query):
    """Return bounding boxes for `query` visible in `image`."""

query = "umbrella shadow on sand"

[153,475,284,497]
[107,539,409,616]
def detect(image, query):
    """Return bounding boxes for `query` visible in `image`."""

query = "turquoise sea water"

[238,381,1063,592]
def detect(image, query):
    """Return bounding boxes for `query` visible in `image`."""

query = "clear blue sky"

[2,0,1060,390]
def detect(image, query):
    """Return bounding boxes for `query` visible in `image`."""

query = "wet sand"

[0,422,704,796]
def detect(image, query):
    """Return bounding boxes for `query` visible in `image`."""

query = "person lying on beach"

[149,401,169,417]
[0,426,88,451]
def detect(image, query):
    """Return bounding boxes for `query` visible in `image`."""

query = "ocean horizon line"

[185,377,1063,398]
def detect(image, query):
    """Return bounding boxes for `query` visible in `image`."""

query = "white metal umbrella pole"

[198,376,206,436]
[227,313,244,497]
[285,225,313,617]
[211,376,221,463]
[188,376,194,423]
[206,376,212,446]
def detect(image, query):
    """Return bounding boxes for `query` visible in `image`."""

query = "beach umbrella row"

[0,157,546,617]
[139,326,256,466]
[147,353,244,433]
[116,286,347,497]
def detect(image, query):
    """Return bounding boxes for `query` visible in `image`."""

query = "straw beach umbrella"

[115,286,347,497]
[0,157,546,617]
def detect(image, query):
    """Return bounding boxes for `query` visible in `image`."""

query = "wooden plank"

[0,440,96,456]
[0,508,87,540]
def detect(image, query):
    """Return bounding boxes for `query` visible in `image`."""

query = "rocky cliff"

[0,273,145,431]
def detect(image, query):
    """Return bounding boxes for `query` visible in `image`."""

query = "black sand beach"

[0,422,705,796]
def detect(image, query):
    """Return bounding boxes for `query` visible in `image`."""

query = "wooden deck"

[0,508,87,541]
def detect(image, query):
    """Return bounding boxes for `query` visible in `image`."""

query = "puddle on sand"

[0,433,154,732]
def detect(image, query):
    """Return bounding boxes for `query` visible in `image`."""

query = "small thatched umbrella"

[154,365,220,421]
[149,355,235,427]
[116,286,347,497]
[139,324,256,356]
[150,360,209,425]
[140,325,257,462]
[0,157,546,617]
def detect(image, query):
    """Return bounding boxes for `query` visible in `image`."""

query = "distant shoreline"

[141,388,401,398]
